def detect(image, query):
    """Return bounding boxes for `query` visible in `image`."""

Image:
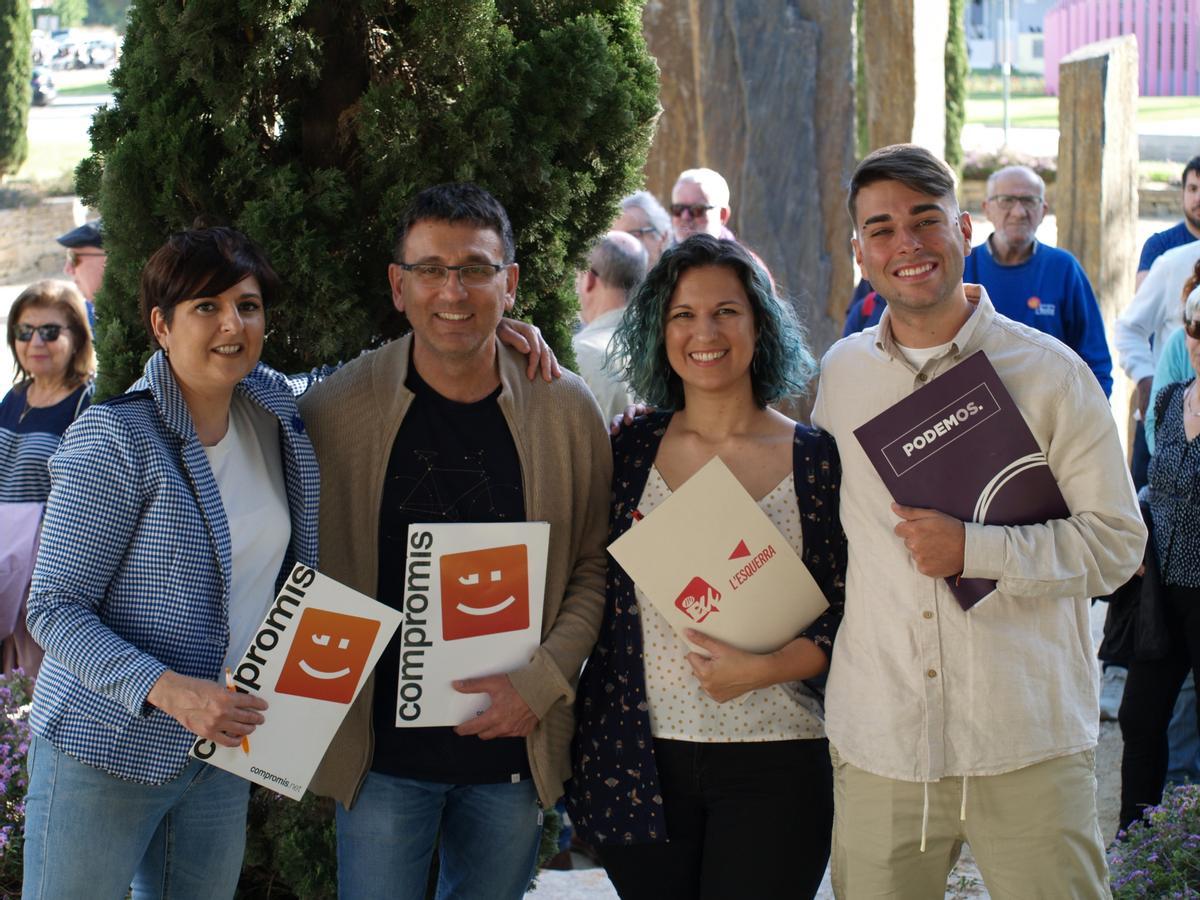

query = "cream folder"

[608,456,829,654]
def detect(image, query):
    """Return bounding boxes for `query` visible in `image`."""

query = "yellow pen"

[224,667,251,755]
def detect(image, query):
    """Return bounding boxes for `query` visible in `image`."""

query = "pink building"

[1044,0,1200,95]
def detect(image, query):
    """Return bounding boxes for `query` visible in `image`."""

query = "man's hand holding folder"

[892,503,966,578]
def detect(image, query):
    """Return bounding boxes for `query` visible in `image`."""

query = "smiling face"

[671,180,729,242]
[664,265,757,399]
[852,180,972,325]
[15,305,75,385]
[150,275,265,397]
[389,220,517,370]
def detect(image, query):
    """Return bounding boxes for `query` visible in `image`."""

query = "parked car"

[31,67,56,106]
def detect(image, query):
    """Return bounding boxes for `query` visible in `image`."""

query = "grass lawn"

[967,92,1199,129]
[56,78,113,97]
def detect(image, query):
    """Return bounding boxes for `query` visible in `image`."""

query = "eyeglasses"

[66,249,105,267]
[987,194,1044,211]
[16,323,65,342]
[1184,317,1200,340]
[624,226,660,237]
[396,262,508,288]
[670,204,714,219]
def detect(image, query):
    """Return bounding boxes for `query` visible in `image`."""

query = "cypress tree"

[79,0,659,396]
[945,0,968,172]
[0,0,31,176]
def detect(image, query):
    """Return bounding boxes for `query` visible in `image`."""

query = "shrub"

[1110,783,1200,898]
[0,669,34,897]
[77,0,659,397]
[0,0,32,177]
[944,0,967,171]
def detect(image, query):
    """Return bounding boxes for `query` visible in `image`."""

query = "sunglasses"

[66,249,105,267]
[1185,317,1200,340]
[16,323,66,342]
[670,203,714,219]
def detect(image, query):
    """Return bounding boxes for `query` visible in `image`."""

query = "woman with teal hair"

[568,234,846,899]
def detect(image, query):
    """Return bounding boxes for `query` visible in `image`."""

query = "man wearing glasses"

[670,168,736,244]
[55,220,106,329]
[300,183,609,900]
[964,165,1111,396]
[613,190,670,267]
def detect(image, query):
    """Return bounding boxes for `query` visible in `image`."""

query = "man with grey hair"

[964,164,1112,396]
[670,167,736,243]
[613,191,670,267]
[572,231,647,420]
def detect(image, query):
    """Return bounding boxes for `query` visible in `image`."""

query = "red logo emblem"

[440,544,530,641]
[275,608,380,704]
[729,539,750,560]
[675,576,721,623]
[1027,296,1041,310]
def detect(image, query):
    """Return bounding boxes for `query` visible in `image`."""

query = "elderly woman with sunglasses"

[1120,284,1200,831]
[568,235,845,900]
[1,281,94,678]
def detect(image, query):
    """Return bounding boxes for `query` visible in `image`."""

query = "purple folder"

[852,350,1069,610]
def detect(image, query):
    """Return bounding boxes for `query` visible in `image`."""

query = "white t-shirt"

[894,339,954,371]
[203,394,291,670]
[637,467,825,743]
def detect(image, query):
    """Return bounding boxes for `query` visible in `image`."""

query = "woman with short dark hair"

[568,234,846,899]
[21,227,319,899]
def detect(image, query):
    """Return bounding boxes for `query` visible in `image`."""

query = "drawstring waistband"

[918,776,969,853]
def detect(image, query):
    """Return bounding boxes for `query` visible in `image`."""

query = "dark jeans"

[1131,419,1150,490]
[1119,584,1200,830]
[597,737,833,900]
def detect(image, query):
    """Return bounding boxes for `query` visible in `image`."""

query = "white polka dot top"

[637,465,826,743]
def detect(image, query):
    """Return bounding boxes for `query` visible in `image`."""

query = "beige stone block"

[1056,36,1139,324]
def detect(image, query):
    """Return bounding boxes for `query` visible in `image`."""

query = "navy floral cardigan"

[566,411,847,846]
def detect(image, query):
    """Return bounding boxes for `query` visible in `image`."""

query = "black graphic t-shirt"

[371,358,530,783]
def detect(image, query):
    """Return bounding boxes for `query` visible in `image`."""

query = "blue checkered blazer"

[28,351,320,785]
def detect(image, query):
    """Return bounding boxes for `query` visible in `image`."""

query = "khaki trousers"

[830,746,1111,899]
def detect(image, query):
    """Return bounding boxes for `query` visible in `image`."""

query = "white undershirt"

[203,394,291,670]
[894,339,954,371]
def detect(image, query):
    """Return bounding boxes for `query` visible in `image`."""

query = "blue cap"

[56,219,103,249]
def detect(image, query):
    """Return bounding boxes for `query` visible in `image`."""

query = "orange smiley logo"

[275,608,380,703]
[440,544,530,641]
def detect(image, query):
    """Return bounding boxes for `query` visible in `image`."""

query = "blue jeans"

[336,773,542,900]
[22,735,250,899]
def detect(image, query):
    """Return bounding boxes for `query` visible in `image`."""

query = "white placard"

[190,564,402,799]
[394,522,548,728]
[608,457,828,654]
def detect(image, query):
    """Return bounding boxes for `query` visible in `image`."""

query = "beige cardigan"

[300,335,610,808]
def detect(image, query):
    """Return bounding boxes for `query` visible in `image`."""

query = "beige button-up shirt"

[812,288,1145,782]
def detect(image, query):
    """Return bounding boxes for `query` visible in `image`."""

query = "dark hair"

[610,234,816,410]
[591,232,648,294]
[847,143,958,226]
[393,183,515,264]
[1183,155,1200,186]
[7,280,94,386]
[139,227,281,348]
